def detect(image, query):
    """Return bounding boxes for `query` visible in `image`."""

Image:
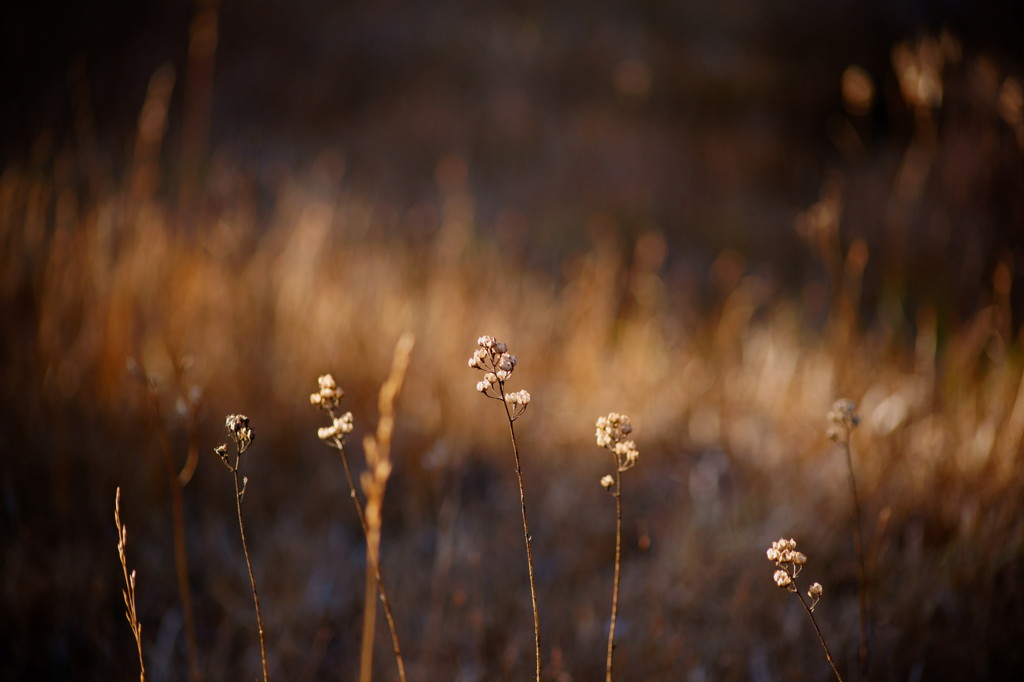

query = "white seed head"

[774,569,792,588]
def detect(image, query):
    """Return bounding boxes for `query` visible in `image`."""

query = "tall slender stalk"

[128,360,201,682]
[595,412,639,682]
[843,439,869,680]
[605,465,623,682]
[503,401,542,682]
[329,430,406,682]
[829,399,868,680]
[216,415,269,682]
[115,487,147,682]
[231,466,269,682]
[310,334,413,682]
[469,335,540,681]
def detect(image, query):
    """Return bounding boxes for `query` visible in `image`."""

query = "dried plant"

[767,538,843,682]
[214,414,269,682]
[126,359,201,681]
[828,398,869,679]
[595,412,640,682]
[311,334,414,682]
[114,487,146,682]
[468,334,540,681]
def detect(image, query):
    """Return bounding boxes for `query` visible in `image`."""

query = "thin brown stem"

[144,384,201,682]
[502,395,542,682]
[331,431,407,682]
[115,488,146,682]
[232,466,269,682]
[359,541,378,682]
[842,439,869,680]
[605,464,623,682]
[794,586,844,682]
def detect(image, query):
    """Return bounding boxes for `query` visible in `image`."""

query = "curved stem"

[794,586,844,682]
[842,439,869,680]
[233,467,269,682]
[502,396,542,682]
[605,464,623,682]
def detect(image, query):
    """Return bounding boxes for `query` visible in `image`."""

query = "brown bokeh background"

[4,1,1024,680]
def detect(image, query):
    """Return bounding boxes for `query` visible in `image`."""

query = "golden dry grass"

[3,32,1024,681]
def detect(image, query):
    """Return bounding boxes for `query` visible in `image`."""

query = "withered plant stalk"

[606,465,623,682]
[311,336,413,682]
[502,400,542,682]
[469,335,540,681]
[129,361,200,682]
[358,334,414,682]
[768,538,843,682]
[115,487,146,682]
[795,588,844,682]
[216,416,269,682]
[829,399,869,680]
[595,412,640,682]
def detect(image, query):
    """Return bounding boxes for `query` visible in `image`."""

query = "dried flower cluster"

[225,414,254,454]
[469,335,530,420]
[311,374,356,445]
[310,373,344,410]
[827,398,860,443]
[767,537,823,609]
[595,412,639,476]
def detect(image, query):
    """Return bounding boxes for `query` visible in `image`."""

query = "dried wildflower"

[596,412,639,473]
[765,537,843,680]
[311,374,344,410]
[225,414,254,454]
[596,411,641,681]
[808,581,824,609]
[318,412,355,442]
[767,537,808,590]
[827,398,860,443]
[310,375,357,450]
[468,335,530,420]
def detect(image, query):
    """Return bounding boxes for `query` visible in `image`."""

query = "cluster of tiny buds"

[310,374,344,410]
[827,398,860,443]
[225,414,254,454]
[767,537,824,608]
[596,412,639,478]
[469,336,530,419]
[468,336,518,384]
[318,412,355,442]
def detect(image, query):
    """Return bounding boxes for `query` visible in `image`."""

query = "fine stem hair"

[310,333,414,682]
[469,335,540,681]
[595,412,640,682]
[767,537,843,682]
[215,414,270,682]
[828,399,869,679]
[115,487,146,682]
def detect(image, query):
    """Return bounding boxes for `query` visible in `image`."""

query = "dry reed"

[114,487,146,682]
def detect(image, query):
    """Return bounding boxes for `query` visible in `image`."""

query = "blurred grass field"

[3,10,1024,681]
